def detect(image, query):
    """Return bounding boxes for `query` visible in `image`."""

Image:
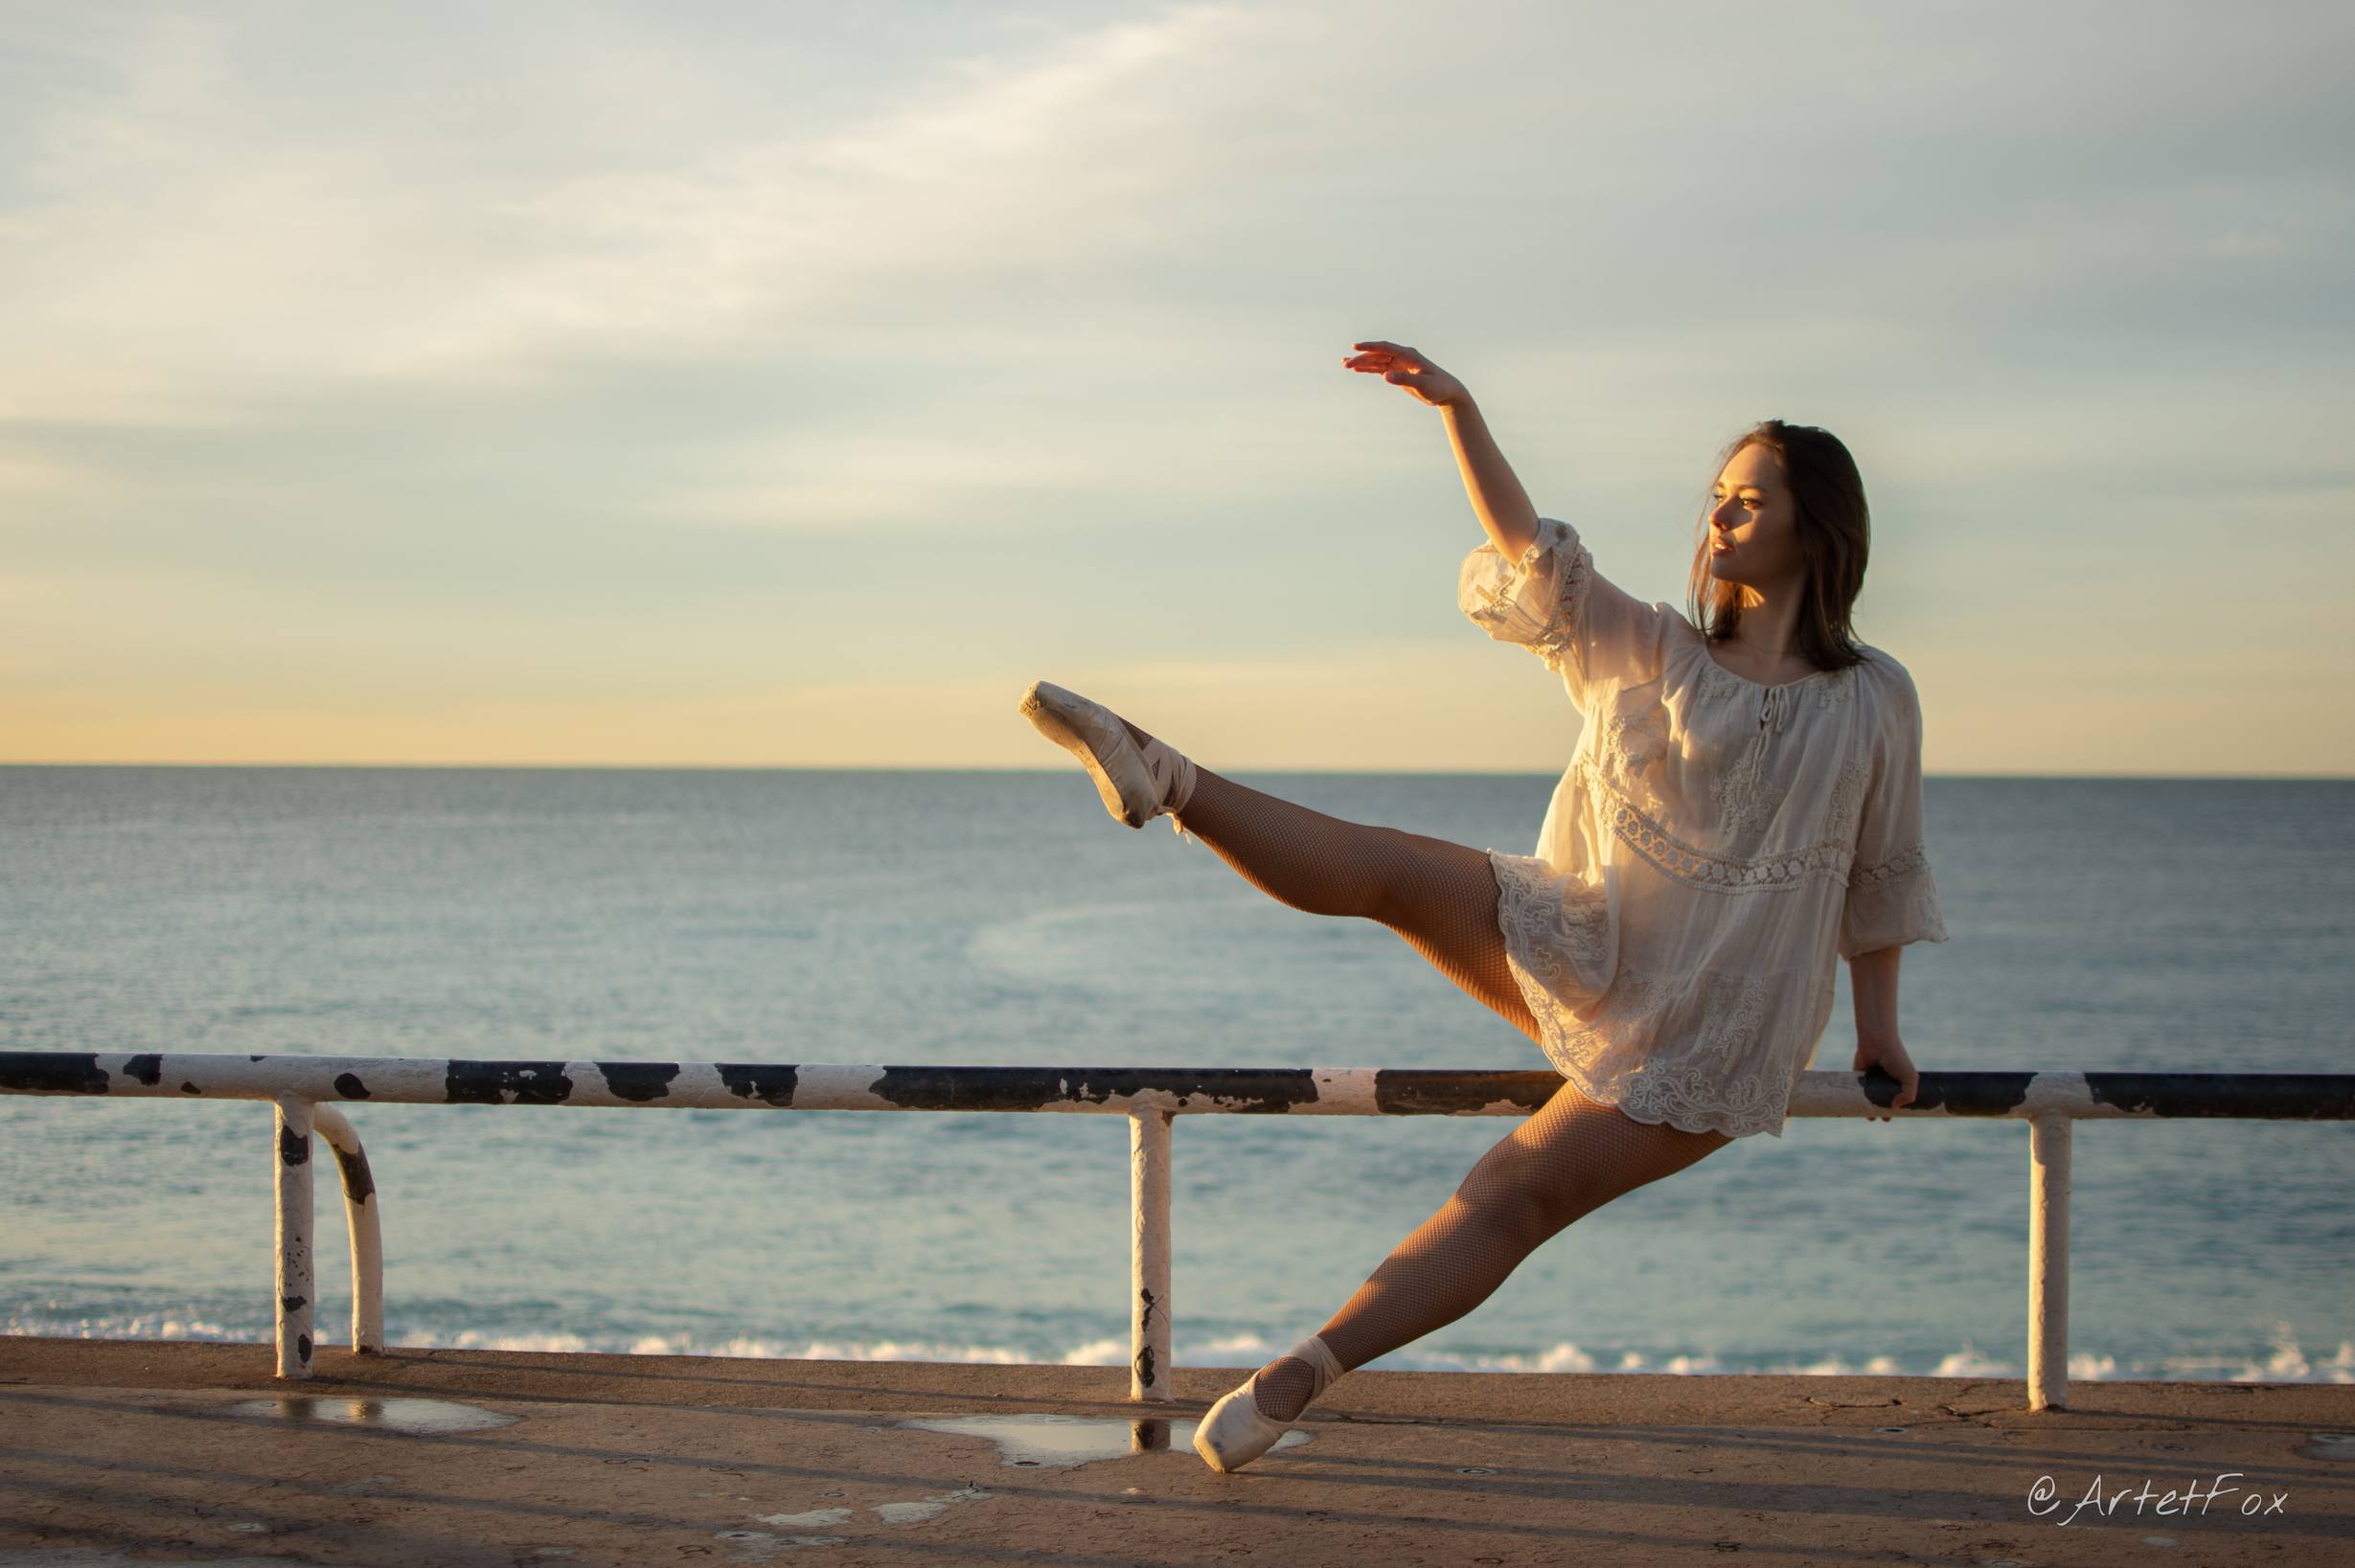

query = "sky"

[3,0,2349,774]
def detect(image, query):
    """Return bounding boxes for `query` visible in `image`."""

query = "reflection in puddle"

[750,1485,994,1539]
[871,1485,994,1525]
[221,1396,517,1434]
[716,1527,846,1557]
[900,1412,1309,1467]
[753,1508,855,1530]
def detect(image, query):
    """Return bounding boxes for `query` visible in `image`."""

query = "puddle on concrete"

[899,1412,1310,1468]
[872,1485,994,1525]
[220,1396,517,1434]
[753,1508,856,1530]
[716,1527,846,1557]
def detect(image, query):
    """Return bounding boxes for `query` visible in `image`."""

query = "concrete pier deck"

[3,1337,2350,1566]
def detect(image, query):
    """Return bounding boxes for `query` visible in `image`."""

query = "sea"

[3,765,2350,1384]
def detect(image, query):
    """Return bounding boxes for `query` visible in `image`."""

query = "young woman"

[1017,340,1948,1473]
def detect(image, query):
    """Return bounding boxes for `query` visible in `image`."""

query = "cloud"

[1,2,2350,769]
[0,2,1322,416]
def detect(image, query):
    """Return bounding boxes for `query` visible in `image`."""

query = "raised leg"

[1141,735,1540,1045]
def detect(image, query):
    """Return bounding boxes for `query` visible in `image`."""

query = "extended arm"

[1442,398,1542,561]
[1352,338,1679,706]
[1341,341,1539,557]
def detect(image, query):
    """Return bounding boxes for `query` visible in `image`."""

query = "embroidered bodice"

[1459,513,1948,1138]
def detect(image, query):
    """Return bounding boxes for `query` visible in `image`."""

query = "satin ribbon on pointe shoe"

[1018,679,1200,837]
[1192,1334,1344,1473]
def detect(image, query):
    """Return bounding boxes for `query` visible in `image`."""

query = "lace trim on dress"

[1466,525,1594,681]
[1487,849,1611,993]
[1852,840,1932,891]
[1839,842,1948,956]
[1578,754,1851,894]
[1582,1055,1793,1140]
[1513,957,1795,1140]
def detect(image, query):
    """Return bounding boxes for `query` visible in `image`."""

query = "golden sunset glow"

[4,5,2348,774]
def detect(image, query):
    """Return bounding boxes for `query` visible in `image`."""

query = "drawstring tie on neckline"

[1759,681,1796,735]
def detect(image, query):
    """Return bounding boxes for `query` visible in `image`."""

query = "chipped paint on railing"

[5,1051,2349,1411]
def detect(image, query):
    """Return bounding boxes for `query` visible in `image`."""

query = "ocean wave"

[8,1311,2350,1384]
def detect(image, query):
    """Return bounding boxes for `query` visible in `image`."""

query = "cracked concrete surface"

[2,1338,2349,1565]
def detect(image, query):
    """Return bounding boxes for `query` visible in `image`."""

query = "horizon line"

[4,761,2350,783]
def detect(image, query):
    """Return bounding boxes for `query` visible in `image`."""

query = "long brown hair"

[1684,420,1871,673]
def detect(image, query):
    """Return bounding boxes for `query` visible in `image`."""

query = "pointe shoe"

[1017,679,1198,831]
[1193,1334,1345,1473]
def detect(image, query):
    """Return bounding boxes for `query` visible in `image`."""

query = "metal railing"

[5,1051,2349,1411]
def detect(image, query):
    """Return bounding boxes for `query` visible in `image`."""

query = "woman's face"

[1703,443,1804,591]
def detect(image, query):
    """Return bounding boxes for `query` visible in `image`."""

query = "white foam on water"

[11,1309,2352,1384]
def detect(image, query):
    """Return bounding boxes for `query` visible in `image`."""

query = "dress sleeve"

[1457,514,1678,711]
[1839,662,1950,959]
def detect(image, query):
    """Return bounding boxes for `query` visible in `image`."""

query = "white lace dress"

[1459,514,1948,1139]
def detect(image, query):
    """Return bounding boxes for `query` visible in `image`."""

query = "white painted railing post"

[273,1095,315,1379]
[7,1054,2347,1407]
[2027,1112,2072,1411]
[1129,1107,1174,1402]
[310,1104,383,1353]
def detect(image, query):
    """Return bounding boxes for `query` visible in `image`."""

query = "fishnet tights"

[1123,721,1737,1425]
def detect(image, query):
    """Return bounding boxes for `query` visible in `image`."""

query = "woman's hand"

[1343,340,1468,408]
[1854,1034,1920,1122]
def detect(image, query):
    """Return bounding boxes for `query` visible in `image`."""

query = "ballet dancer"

[1017,340,1946,1472]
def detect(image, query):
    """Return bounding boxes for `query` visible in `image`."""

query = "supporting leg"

[1251,1078,1732,1421]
